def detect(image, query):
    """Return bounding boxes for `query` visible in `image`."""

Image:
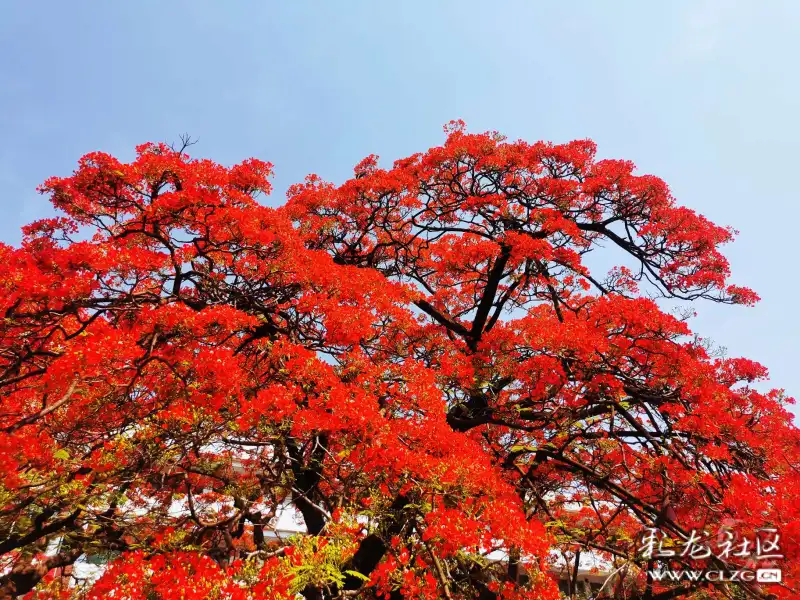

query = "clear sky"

[1,1,798,413]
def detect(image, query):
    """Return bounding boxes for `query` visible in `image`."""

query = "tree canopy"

[1,123,797,600]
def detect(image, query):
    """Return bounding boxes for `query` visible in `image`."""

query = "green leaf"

[509,444,537,453]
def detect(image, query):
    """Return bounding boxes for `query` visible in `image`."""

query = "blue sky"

[1,1,798,412]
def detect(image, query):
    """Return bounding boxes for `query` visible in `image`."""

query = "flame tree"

[1,124,797,600]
